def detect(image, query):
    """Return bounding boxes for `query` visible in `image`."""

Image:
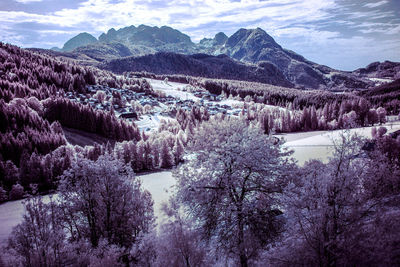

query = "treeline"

[0,42,96,101]
[0,145,72,202]
[44,98,141,142]
[0,42,153,103]
[359,79,400,114]
[0,98,66,165]
[0,97,71,201]
[100,52,293,87]
[200,78,359,110]
[248,98,387,134]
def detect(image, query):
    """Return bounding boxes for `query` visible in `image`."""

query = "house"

[119,112,138,120]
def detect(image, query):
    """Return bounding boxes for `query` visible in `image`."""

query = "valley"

[0,11,399,264]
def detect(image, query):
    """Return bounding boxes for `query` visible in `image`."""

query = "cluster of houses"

[64,83,243,130]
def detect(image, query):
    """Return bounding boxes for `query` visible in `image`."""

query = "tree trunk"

[237,212,248,267]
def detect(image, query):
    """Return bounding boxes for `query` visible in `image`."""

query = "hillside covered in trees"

[0,41,400,267]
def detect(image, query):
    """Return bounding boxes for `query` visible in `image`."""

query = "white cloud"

[364,1,389,8]
[385,25,400,35]
[0,0,338,41]
[0,0,399,69]
[274,27,340,44]
[14,0,45,3]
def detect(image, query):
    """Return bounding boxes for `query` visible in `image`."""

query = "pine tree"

[160,140,173,168]
[173,137,184,164]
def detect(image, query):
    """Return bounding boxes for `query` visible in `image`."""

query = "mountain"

[199,32,228,49]
[358,78,400,114]
[205,28,373,90]
[100,52,293,87]
[353,61,400,79]
[73,42,135,61]
[62,32,97,52]
[97,25,196,54]
[59,25,391,90]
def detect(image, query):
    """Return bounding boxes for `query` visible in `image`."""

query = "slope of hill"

[73,42,135,61]
[204,28,372,90]
[359,78,400,114]
[353,61,400,79]
[62,32,98,52]
[0,42,144,198]
[100,52,293,87]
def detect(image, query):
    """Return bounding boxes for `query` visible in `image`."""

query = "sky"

[0,0,399,71]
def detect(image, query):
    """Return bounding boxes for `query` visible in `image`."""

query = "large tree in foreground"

[7,154,155,266]
[174,117,295,266]
[266,132,400,266]
[58,154,154,250]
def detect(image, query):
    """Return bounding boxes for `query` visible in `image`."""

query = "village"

[65,78,244,132]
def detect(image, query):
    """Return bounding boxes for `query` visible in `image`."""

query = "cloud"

[14,0,45,3]
[0,0,338,40]
[364,1,388,8]
[385,25,400,35]
[0,0,399,69]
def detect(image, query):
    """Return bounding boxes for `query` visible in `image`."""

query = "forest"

[0,42,399,266]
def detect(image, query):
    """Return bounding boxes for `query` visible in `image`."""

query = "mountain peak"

[214,32,228,45]
[62,32,97,51]
[96,24,193,45]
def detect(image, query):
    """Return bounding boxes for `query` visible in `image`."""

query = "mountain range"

[51,24,400,90]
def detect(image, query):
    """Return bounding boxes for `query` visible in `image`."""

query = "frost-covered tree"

[58,155,154,252]
[172,137,184,165]
[94,90,106,104]
[377,107,387,124]
[156,200,213,267]
[160,140,173,168]
[8,196,66,267]
[266,132,400,266]
[9,183,24,200]
[174,117,295,266]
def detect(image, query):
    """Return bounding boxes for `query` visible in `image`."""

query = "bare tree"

[174,117,295,266]
[266,132,400,266]
[58,154,154,250]
[7,196,66,267]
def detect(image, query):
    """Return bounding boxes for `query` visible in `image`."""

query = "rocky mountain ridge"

[52,25,398,90]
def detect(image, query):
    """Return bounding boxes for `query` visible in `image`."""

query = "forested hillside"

[100,52,294,87]
[0,43,143,198]
[0,42,399,267]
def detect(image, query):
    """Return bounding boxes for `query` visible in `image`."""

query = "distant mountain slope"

[100,52,293,87]
[62,32,97,52]
[58,25,397,90]
[360,78,400,97]
[359,78,400,114]
[353,61,400,79]
[74,42,135,61]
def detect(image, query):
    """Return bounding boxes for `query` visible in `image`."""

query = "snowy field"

[138,171,176,226]
[0,172,176,247]
[136,114,175,132]
[148,79,200,101]
[0,197,34,246]
[282,122,400,165]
